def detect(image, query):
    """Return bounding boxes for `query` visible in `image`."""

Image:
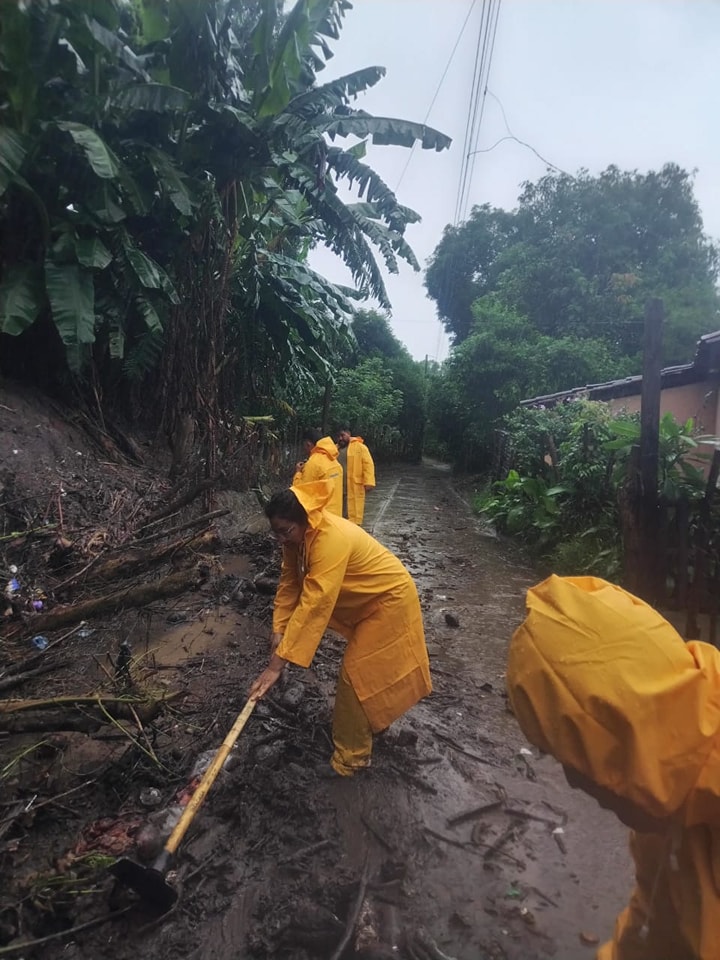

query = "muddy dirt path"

[6,460,633,960]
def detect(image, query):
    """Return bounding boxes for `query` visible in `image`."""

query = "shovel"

[110,697,256,912]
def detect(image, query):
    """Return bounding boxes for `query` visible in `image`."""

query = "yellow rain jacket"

[292,436,343,516]
[507,575,720,960]
[345,436,375,525]
[273,481,431,730]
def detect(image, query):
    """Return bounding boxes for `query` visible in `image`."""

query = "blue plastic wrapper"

[32,635,49,651]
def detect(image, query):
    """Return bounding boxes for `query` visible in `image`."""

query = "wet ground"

[1,460,632,959]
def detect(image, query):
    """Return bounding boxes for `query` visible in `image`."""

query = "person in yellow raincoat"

[506,574,720,960]
[292,428,343,516]
[248,480,431,776]
[337,428,375,525]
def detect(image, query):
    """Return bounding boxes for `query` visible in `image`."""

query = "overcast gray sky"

[308,0,720,362]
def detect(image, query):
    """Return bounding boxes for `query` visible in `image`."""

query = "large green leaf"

[288,67,385,115]
[324,115,452,151]
[78,14,149,78]
[147,148,195,216]
[55,122,119,179]
[45,262,96,370]
[113,83,191,113]
[0,264,42,335]
[136,295,163,334]
[75,236,112,269]
[123,237,180,304]
[0,128,27,196]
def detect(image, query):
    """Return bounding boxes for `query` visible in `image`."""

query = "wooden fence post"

[638,298,664,601]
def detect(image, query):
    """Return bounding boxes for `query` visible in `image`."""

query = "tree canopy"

[425,164,719,365]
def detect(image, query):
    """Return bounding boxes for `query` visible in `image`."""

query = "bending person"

[507,574,720,960]
[249,481,431,776]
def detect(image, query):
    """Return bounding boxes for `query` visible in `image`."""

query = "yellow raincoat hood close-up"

[290,479,334,528]
[507,575,720,826]
[312,436,339,461]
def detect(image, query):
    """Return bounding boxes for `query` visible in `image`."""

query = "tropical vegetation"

[478,400,709,580]
[0,0,450,474]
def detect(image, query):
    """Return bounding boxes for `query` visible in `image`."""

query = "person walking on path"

[337,427,375,525]
[249,480,431,776]
[292,428,343,516]
[507,574,720,960]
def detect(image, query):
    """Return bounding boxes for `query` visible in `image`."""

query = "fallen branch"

[0,660,69,695]
[0,907,132,956]
[63,530,217,587]
[139,478,218,529]
[4,563,212,638]
[0,691,179,716]
[132,508,230,546]
[446,799,503,829]
[424,826,523,867]
[435,732,495,766]
[329,853,371,960]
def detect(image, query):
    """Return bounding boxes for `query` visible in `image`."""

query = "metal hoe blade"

[110,857,178,913]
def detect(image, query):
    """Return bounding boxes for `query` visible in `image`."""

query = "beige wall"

[606,379,719,436]
[606,377,719,475]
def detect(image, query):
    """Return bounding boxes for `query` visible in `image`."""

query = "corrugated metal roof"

[522,329,720,408]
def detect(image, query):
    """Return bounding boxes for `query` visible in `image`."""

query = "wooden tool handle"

[164,697,256,856]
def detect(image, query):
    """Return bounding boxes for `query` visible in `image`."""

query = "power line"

[454,0,503,224]
[475,89,570,175]
[454,1,488,224]
[395,0,479,193]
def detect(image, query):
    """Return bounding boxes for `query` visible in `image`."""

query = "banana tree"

[0,0,451,467]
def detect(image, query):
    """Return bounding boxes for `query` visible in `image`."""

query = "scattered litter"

[31,635,49,651]
[519,748,533,757]
[579,931,600,946]
[77,628,96,639]
[552,827,567,854]
[139,787,163,809]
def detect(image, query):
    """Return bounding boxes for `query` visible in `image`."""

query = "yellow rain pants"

[331,664,373,776]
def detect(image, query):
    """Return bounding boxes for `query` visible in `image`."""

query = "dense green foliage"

[291,309,428,460]
[424,164,719,470]
[0,0,449,470]
[478,401,707,579]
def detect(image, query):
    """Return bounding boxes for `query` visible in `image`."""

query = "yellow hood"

[507,575,720,825]
[291,479,334,528]
[313,436,339,460]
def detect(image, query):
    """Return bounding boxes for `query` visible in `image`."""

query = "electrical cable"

[453,0,488,224]
[472,89,570,175]
[395,0,479,193]
[458,0,502,221]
